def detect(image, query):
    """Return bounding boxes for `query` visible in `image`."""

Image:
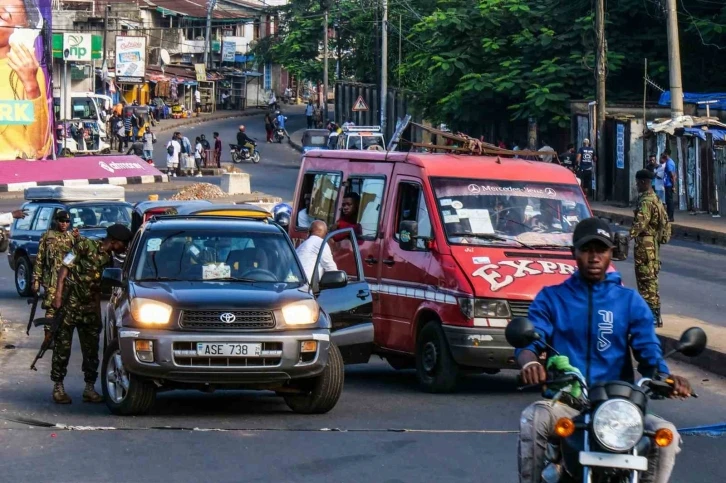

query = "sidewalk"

[591,202,726,246]
[659,315,726,378]
[288,129,305,152]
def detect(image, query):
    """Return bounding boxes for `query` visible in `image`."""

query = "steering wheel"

[239,268,278,282]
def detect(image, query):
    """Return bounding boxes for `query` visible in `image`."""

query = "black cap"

[55,210,70,221]
[636,169,655,180]
[573,217,614,250]
[106,224,133,242]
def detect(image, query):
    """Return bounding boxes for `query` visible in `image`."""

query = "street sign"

[195,64,207,82]
[352,96,369,112]
[63,33,92,62]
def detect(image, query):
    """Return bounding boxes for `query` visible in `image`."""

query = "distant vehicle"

[101,215,373,415]
[301,129,330,154]
[7,186,132,297]
[335,126,386,151]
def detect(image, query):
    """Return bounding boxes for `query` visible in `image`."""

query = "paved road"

[2,108,726,481]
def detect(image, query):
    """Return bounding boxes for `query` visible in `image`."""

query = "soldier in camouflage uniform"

[31,211,78,343]
[630,169,670,328]
[50,224,133,404]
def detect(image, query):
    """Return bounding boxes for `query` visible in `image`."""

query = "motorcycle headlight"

[457,298,511,319]
[592,399,644,452]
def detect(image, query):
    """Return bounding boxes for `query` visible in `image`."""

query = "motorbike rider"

[516,217,691,483]
[236,125,256,156]
[274,111,290,139]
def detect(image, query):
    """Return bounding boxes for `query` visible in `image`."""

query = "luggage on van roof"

[24,185,126,202]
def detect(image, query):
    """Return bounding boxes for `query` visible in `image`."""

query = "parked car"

[7,185,132,296]
[131,200,213,233]
[301,129,330,154]
[100,215,373,415]
[288,150,629,392]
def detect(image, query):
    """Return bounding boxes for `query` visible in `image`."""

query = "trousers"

[634,238,661,315]
[518,401,680,483]
[50,310,102,384]
[664,186,675,221]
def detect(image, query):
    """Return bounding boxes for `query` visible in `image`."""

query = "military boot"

[52,382,72,404]
[82,383,104,403]
[653,308,663,328]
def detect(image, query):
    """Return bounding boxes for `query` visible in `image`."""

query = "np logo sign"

[63,33,92,61]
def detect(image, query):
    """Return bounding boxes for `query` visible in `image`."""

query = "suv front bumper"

[117,328,331,384]
[441,325,517,370]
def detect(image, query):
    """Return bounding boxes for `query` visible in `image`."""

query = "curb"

[658,334,726,378]
[593,208,726,247]
[288,135,303,153]
[0,174,168,194]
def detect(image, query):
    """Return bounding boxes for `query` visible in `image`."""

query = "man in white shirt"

[297,194,314,228]
[0,209,27,225]
[166,132,182,177]
[296,220,338,284]
[194,89,202,112]
[539,140,555,163]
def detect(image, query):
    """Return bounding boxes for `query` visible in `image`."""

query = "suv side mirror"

[611,231,629,261]
[319,270,347,290]
[102,267,125,289]
[399,220,418,251]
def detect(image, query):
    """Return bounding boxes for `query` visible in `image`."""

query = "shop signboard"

[115,36,146,84]
[222,41,236,63]
[63,33,92,62]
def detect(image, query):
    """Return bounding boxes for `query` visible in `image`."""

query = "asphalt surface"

[1,108,726,481]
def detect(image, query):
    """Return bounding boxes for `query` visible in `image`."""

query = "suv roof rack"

[342,126,381,133]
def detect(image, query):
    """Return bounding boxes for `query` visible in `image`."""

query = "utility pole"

[103,5,110,97]
[380,0,388,135]
[595,0,606,201]
[204,0,217,70]
[398,14,401,87]
[323,9,329,125]
[665,0,684,119]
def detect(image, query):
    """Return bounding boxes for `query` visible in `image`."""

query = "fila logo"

[597,229,611,239]
[597,310,614,351]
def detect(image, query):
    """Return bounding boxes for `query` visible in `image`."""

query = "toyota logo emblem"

[219,312,236,323]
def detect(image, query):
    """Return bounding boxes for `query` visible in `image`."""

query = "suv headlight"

[130,298,172,325]
[457,298,511,319]
[282,300,320,325]
[592,399,644,452]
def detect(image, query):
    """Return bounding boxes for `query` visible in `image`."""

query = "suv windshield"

[133,230,304,284]
[431,177,591,248]
[69,205,132,230]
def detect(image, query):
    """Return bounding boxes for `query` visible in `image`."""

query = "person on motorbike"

[236,125,255,156]
[274,111,290,139]
[516,217,691,483]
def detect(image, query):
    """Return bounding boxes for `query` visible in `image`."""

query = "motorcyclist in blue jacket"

[516,217,691,483]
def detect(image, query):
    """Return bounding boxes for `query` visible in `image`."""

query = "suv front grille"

[179,310,276,330]
[509,300,532,318]
[172,341,283,368]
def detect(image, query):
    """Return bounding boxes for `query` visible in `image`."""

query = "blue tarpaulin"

[683,127,726,141]
[659,91,726,110]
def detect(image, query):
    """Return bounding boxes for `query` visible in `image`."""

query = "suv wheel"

[415,321,459,393]
[284,343,344,414]
[102,339,156,415]
[15,256,32,297]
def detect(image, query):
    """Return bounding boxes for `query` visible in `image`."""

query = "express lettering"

[472,259,575,292]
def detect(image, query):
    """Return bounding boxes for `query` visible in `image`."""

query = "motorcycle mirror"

[505,317,540,348]
[673,327,708,358]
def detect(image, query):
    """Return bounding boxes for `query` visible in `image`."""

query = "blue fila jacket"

[515,271,669,385]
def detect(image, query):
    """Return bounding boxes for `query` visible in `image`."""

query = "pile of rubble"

[169,183,226,201]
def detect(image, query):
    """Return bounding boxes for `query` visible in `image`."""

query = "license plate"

[196,343,262,357]
[579,451,648,472]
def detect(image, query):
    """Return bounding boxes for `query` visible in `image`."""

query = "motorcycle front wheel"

[231,152,241,164]
[252,152,260,163]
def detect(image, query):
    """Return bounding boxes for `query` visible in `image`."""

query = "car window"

[394,183,432,250]
[296,172,342,229]
[343,176,386,239]
[32,207,54,232]
[69,205,132,229]
[133,230,304,284]
[14,205,38,230]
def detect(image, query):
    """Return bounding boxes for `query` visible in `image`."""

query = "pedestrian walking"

[213,132,222,168]
[166,133,181,177]
[265,111,274,143]
[661,152,677,221]
[130,111,142,140]
[194,136,203,176]
[181,134,193,174]
[630,169,671,327]
[143,129,155,163]
[539,140,555,163]
[123,112,132,150]
[559,144,577,172]
[654,158,666,203]
[576,138,596,198]
[305,100,314,129]
[50,224,133,404]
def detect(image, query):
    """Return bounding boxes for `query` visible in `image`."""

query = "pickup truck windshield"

[431,177,591,248]
[133,231,304,284]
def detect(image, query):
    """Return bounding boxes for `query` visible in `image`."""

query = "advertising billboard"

[0,0,53,161]
[115,36,146,84]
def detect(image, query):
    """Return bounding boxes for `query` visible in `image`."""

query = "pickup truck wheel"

[416,321,459,393]
[284,343,344,414]
[15,256,32,297]
[102,339,156,415]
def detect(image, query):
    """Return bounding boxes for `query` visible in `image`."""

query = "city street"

[2,110,726,481]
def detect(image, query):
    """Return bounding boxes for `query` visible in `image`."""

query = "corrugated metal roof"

[88,0,262,20]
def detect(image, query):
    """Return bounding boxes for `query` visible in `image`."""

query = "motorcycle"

[506,317,707,483]
[229,142,260,164]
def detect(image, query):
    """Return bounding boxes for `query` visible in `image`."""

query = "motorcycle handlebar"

[518,374,578,391]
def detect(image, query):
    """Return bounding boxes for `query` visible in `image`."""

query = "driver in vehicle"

[516,217,691,483]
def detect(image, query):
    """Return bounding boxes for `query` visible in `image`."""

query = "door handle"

[356,290,370,300]
[382,258,395,266]
[365,256,378,264]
